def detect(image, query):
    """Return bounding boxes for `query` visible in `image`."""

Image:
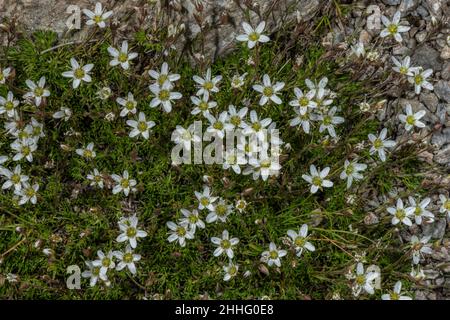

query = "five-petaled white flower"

[149,62,180,86]
[227,105,248,129]
[399,104,426,131]
[108,40,138,70]
[408,68,433,95]
[247,156,281,181]
[380,11,410,43]
[149,82,182,113]
[92,250,115,278]
[179,208,205,232]
[230,73,247,89]
[171,124,201,151]
[408,196,434,225]
[166,221,194,247]
[340,160,367,189]
[16,182,39,205]
[235,199,247,213]
[261,242,287,267]
[211,230,239,259]
[76,142,96,159]
[190,94,217,116]
[223,261,239,281]
[253,74,284,106]
[114,245,141,275]
[117,215,147,249]
[11,138,37,162]
[206,198,233,223]
[287,224,315,257]
[410,235,432,265]
[351,42,365,58]
[117,92,138,117]
[290,108,312,133]
[352,263,379,296]
[387,198,414,226]
[392,56,418,76]
[236,21,270,49]
[193,68,222,97]
[206,112,233,139]
[126,112,156,140]
[111,170,136,196]
[302,165,333,194]
[82,2,113,28]
[0,91,19,118]
[223,149,243,174]
[24,76,50,107]
[62,58,94,89]
[289,88,317,115]
[87,168,104,189]
[439,194,450,218]
[0,66,11,84]
[317,106,344,138]
[242,110,272,141]
[53,107,72,121]
[82,260,108,287]
[381,281,412,300]
[1,165,29,192]
[195,186,218,211]
[368,128,396,162]
[305,77,329,98]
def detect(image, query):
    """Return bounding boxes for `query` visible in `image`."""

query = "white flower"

[223,261,239,281]
[11,138,37,162]
[242,110,272,141]
[15,182,39,205]
[236,21,270,49]
[211,230,239,259]
[117,92,138,117]
[193,68,222,97]
[381,281,412,300]
[351,42,365,58]
[27,118,45,140]
[171,124,202,150]
[117,215,147,248]
[82,260,108,287]
[408,68,433,95]
[62,58,94,89]
[399,104,426,131]
[166,221,194,247]
[289,88,316,115]
[76,142,96,159]
[179,208,205,232]
[352,263,379,296]
[235,199,247,213]
[387,198,414,226]
[195,186,218,211]
[0,155,8,164]
[1,164,29,192]
[82,2,113,28]
[392,56,418,76]
[368,128,396,162]
[439,194,450,217]
[287,224,315,257]
[302,165,333,194]
[206,112,233,139]
[92,250,115,278]
[246,156,281,181]
[149,62,180,86]
[206,199,233,223]
[0,91,19,118]
[96,86,112,100]
[111,170,136,196]
[227,105,248,129]
[340,160,367,189]
[108,41,138,70]
[126,112,156,140]
[305,77,329,98]
[261,242,287,267]
[290,108,312,133]
[149,82,182,113]
[317,106,344,138]
[53,107,72,121]
[23,76,50,107]
[114,245,141,275]
[253,74,284,106]
[223,149,243,174]
[410,235,432,265]
[231,73,247,89]
[87,168,104,189]
[380,11,410,43]
[408,196,434,225]
[0,66,11,84]
[190,94,217,116]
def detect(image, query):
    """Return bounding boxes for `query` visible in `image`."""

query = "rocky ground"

[1,0,449,299]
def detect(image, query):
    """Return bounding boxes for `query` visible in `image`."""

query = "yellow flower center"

[5,101,14,110]
[158,90,170,101]
[414,74,423,85]
[126,101,135,110]
[299,97,309,107]
[126,227,137,237]
[200,197,209,206]
[123,253,133,263]
[199,101,209,111]
[158,74,168,86]
[252,122,262,131]
[373,138,383,149]
[94,15,103,23]
[263,87,273,97]
[230,115,241,126]
[213,121,224,130]
[406,115,415,125]
[188,214,198,223]
[216,204,227,216]
[269,250,278,259]
[294,237,305,247]
[388,24,398,34]
[221,239,231,249]
[176,226,186,237]
[102,257,111,268]
[11,174,21,184]
[120,178,129,188]
[312,176,322,186]
[395,209,406,220]
[74,68,85,79]
[118,52,128,63]
[249,32,260,42]
[137,121,148,132]
[203,82,214,90]
[34,87,44,97]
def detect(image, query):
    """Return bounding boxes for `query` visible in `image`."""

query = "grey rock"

[436,103,449,124]
[382,0,401,5]
[441,46,450,60]
[435,145,450,165]
[442,62,450,80]
[422,218,447,239]
[420,93,439,112]
[425,0,444,16]
[399,0,420,13]
[434,80,450,103]
[411,44,442,71]
[417,5,430,17]
[415,31,427,43]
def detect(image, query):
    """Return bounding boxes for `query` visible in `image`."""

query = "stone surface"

[411,44,442,71]
[434,80,450,103]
